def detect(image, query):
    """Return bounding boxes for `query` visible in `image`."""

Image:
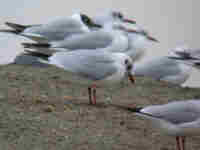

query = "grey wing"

[134,57,181,79]
[23,18,85,41]
[53,31,113,50]
[50,51,117,80]
[189,49,200,58]
[143,101,200,124]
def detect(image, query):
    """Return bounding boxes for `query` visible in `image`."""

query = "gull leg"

[176,136,181,150]
[181,137,186,150]
[92,85,97,105]
[88,87,93,105]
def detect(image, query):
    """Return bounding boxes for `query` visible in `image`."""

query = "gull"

[92,10,136,27]
[167,47,200,70]
[133,47,192,85]
[126,25,159,61]
[23,49,135,105]
[118,100,200,150]
[0,13,102,43]
[21,22,137,54]
[21,23,158,60]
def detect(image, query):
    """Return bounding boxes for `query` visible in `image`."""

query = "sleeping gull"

[167,46,200,70]
[24,50,135,105]
[134,47,192,85]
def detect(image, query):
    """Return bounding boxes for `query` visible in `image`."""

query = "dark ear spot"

[124,59,129,65]
[113,11,123,19]
[81,14,90,24]
[127,64,132,70]
[117,12,123,19]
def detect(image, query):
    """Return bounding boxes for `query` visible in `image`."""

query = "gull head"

[115,53,135,84]
[71,13,102,30]
[93,10,136,27]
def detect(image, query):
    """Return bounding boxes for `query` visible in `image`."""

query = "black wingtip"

[24,50,51,61]
[22,43,51,49]
[126,107,143,113]
[111,104,143,113]
[5,22,27,32]
[0,29,20,34]
[194,62,200,66]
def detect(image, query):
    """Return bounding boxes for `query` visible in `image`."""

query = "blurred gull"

[0,13,102,43]
[92,10,136,27]
[118,100,200,150]
[168,46,200,70]
[24,50,135,105]
[21,22,137,54]
[21,23,158,62]
[126,25,159,61]
[134,46,192,85]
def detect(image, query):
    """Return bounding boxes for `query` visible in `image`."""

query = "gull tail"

[22,42,51,49]
[24,50,51,61]
[0,22,30,34]
[112,104,143,113]
[5,22,29,33]
[112,104,161,120]
[0,29,21,34]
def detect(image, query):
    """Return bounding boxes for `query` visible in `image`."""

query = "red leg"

[92,87,97,105]
[181,137,186,150]
[176,136,181,150]
[88,87,93,105]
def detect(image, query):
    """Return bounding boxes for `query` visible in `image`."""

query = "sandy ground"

[0,64,200,150]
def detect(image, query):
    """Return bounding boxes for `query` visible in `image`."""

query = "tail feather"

[194,62,200,66]
[111,104,143,113]
[22,42,51,49]
[24,50,51,61]
[5,22,29,32]
[0,29,20,34]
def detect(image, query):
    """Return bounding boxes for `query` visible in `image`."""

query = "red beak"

[126,29,138,33]
[123,18,136,24]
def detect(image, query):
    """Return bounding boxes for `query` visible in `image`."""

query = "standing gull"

[24,50,135,105]
[118,100,200,150]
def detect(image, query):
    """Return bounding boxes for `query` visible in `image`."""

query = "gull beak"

[128,73,135,84]
[147,35,159,43]
[92,23,102,28]
[126,29,138,33]
[123,18,136,24]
